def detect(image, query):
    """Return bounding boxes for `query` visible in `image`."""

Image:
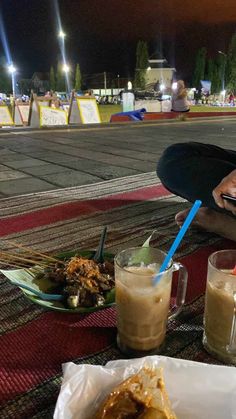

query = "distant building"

[18,78,31,95]
[19,72,50,95]
[31,72,49,93]
[145,53,175,90]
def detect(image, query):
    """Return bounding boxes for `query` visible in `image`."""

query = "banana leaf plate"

[0,249,115,313]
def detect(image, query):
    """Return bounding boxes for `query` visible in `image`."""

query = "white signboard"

[0,106,14,125]
[14,106,23,125]
[77,98,101,124]
[18,105,30,124]
[39,106,68,127]
[123,92,135,112]
[69,100,81,124]
[161,100,172,112]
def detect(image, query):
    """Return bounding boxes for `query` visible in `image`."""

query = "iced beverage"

[116,265,172,352]
[203,250,236,364]
[115,247,188,356]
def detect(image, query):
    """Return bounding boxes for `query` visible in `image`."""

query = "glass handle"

[227,292,236,353]
[169,262,188,320]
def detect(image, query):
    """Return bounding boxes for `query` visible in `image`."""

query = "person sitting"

[157,142,236,242]
[229,92,235,106]
[171,80,190,112]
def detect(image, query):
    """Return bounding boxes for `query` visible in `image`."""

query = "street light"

[62,64,70,96]
[218,50,227,57]
[117,74,120,89]
[8,63,16,98]
[62,63,70,73]
[218,50,227,92]
[58,30,66,39]
[8,64,16,74]
[172,82,177,90]
[127,81,132,90]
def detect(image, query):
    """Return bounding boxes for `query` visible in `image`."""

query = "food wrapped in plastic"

[54,355,236,419]
[93,367,176,418]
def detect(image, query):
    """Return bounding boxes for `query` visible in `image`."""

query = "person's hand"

[212,169,236,215]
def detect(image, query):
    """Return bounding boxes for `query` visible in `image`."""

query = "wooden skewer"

[1,251,52,266]
[0,256,44,273]
[0,251,49,267]
[1,251,42,260]
[0,260,29,270]
[1,239,65,265]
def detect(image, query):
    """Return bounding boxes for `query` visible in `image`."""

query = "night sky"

[0,0,236,82]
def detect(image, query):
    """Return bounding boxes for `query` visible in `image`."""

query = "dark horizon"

[0,0,235,84]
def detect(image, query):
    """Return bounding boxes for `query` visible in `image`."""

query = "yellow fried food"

[93,367,176,419]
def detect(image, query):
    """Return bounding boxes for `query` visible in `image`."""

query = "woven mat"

[0,172,235,419]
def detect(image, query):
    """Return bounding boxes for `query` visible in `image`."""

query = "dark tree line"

[49,63,82,91]
[193,32,236,94]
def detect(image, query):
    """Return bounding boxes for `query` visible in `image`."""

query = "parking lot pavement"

[0,117,235,196]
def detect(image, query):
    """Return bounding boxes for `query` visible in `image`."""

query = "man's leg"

[157,142,236,241]
[157,142,236,212]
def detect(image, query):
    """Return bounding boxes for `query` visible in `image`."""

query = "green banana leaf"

[129,230,157,265]
[0,249,115,313]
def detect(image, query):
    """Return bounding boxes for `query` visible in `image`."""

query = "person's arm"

[212,169,236,214]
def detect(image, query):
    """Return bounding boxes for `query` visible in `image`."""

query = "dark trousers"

[157,142,236,213]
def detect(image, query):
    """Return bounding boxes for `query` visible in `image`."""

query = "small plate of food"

[0,248,115,313]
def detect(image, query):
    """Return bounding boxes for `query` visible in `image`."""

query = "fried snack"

[93,367,177,419]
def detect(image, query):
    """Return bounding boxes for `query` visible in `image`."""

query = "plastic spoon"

[11,281,64,301]
[93,226,107,263]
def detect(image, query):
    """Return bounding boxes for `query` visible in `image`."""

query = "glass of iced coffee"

[115,247,188,357]
[203,249,236,364]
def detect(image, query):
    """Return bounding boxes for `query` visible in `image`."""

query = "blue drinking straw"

[153,200,202,286]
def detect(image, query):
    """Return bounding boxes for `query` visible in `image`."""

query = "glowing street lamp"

[172,82,178,90]
[8,64,16,98]
[58,30,66,39]
[8,64,16,74]
[62,64,70,73]
[127,81,133,90]
[218,50,227,57]
[62,64,70,95]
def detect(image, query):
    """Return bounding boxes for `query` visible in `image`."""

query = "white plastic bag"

[54,355,236,419]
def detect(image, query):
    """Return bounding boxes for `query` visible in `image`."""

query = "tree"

[134,40,149,89]
[215,54,225,92]
[56,63,65,91]
[192,47,207,88]
[0,65,11,93]
[18,78,31,95]
[206,58,219,93]
[49,66,56,91]
[74,63,82,91]
[206,59,214,86]
[226,32,236,94]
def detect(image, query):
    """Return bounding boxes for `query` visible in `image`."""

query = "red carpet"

[0,172,235,418]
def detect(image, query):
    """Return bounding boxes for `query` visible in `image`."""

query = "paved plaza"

[0,117,235,197]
